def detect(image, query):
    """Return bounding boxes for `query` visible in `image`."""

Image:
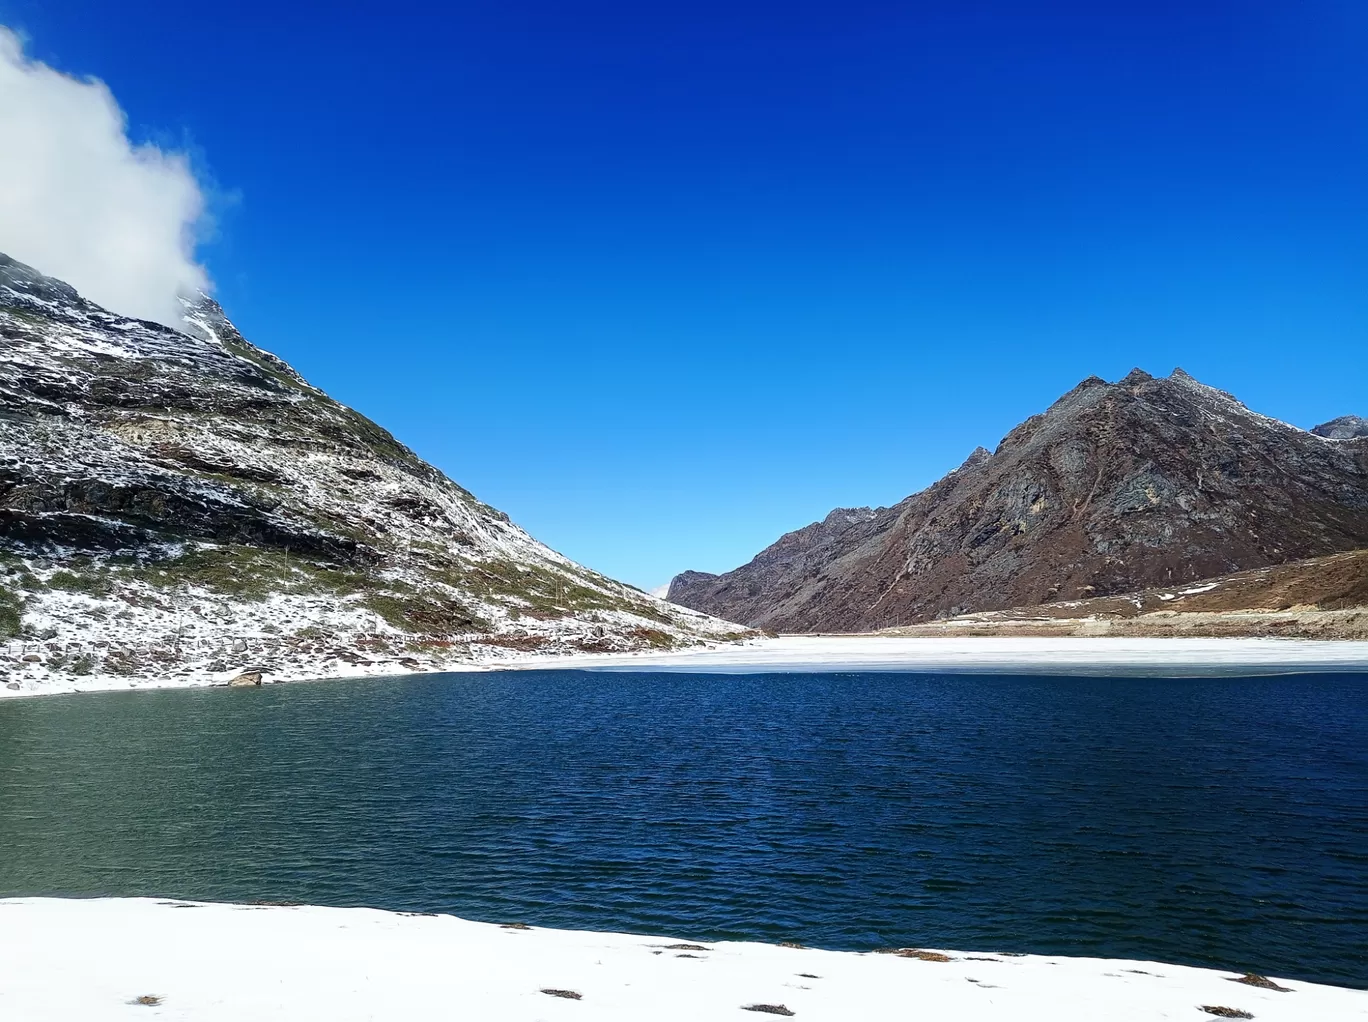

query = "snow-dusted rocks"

[1314,415,1368,440]
[0,253,746,695]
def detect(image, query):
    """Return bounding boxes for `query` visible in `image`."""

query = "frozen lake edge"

[5,635,1368,699]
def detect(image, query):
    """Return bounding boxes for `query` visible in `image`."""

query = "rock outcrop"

[1313,416,1368,440]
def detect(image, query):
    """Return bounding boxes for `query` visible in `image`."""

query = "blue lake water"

[0,670,1365,987]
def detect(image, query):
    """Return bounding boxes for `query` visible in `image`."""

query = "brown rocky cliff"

[668,369,1368,631]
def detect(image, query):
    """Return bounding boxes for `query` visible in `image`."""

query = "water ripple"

[0,670,1365,987]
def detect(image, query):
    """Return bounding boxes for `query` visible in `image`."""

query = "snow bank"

[0,898,1359,1021]
[5,635,1368,699]
[518,635,1368,676]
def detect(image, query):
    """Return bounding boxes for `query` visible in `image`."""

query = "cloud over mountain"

[0,27,210,326]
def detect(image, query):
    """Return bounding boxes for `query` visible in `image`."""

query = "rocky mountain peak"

[668,369,1368,631]
[178,291,228,333]
[823,507,879,526]
[1313,415,1368,440]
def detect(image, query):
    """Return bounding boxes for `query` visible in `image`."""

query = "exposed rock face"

[1313,416,1368,440]
[668,507,884,628]
[668,369,1368,631]
[0,253,743,684]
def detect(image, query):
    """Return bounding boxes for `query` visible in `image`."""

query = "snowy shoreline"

[493,634,1368,676]
[4,635,1368,699]
[1,898,1361,1020]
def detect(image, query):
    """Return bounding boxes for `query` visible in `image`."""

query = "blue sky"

[3,0,1366,589]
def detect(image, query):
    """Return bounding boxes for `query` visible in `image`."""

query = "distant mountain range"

[0,253,741,689]
[668,369,1368,631]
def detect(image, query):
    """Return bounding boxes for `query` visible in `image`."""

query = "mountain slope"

[668,369,1368,631]
[0,253,744,692]
[889,548,1368,640]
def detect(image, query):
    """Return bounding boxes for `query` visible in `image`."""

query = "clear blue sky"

[5,0,1366,589]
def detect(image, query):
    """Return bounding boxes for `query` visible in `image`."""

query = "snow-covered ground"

[0,899,1359,1021]
[0,580,742,699]
[5,635,1368,699]
[541,635,1368,675]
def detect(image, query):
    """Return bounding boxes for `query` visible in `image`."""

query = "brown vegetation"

[876,948,954,962]
[876,549,1368,640]
[1229,974,1291,992]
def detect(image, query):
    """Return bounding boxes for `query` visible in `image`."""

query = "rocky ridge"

[0,253,746,694]
[668,369,1368,631]
[1313,416,1368,440]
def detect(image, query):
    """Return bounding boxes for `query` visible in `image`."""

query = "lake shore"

[2,898,1361,1021]
[4,634,1368,698]
[497,634,1368,675]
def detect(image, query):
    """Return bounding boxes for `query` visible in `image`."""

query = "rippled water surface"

[1,670,1365,986]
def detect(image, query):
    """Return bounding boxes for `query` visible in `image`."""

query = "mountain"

[668,369,1368,632]
[0,253,744,691]
[1313,415,1368,440]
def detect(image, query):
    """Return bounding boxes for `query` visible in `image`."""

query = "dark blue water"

[1,670,1365,987]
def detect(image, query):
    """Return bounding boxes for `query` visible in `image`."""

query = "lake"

[1,670,1365,987]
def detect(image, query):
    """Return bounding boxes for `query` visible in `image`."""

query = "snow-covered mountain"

[0,253,746,693]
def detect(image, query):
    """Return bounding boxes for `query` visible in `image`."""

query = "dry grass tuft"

[1200,1007,1254,1019]
[742,1004,795,1016]
[500,922,532,930]
[876,948,954,962]
[661,943,710,951]
[130,995,163,1006]
[1229,974,1291,992]
[541,989,582,1000]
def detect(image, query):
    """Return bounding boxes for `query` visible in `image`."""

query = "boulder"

[228,671,263,687]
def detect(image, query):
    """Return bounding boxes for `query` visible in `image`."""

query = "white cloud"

[0,27,211,326]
